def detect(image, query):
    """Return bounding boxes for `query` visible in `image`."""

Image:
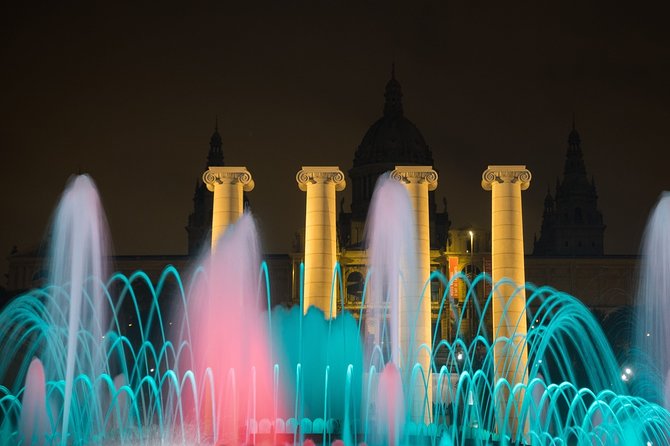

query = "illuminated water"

[0,175,669,445]
[634,193,670,410]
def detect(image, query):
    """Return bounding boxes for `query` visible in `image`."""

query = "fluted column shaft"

[297,167,346,318]
[392,166,436,423]
[482,165,531,437]
[204,167,254,250]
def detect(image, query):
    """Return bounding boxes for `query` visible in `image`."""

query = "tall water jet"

[634,192,670,408]
[45,174,110,442]
[182,212,283,444]
[365,173,430,433]
[390,166,437,423]
[365,175,416,368]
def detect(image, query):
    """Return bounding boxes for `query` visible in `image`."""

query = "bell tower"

[186,120,225,255]
[533,121,605,256]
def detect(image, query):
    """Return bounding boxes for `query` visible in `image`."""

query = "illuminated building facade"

[4,71,637,340]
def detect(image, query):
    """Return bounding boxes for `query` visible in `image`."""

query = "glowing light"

[456,352,464,361]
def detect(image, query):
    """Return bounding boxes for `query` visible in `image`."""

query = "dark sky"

[1,1,669,280]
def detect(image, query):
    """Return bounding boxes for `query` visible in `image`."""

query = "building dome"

[346,67,438,222]
[353,68,434,167]
[354,115,433,166]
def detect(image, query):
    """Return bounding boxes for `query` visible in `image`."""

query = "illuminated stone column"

[481,165,531,437]
[391,165,437,422]
[296,167,346,318]
[203,167,254,250]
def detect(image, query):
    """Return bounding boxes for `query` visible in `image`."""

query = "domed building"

[299,67,458,342]
[339,66,450,250]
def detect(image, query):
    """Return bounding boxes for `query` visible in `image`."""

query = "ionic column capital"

[296,166,346,192]
[481,165,532,191]
[391,166,438,191]
[203,167,255,192]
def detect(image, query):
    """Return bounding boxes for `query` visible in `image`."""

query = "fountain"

[1,174,670,445]
[633,193,670,410]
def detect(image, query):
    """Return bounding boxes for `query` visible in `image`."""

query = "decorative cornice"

[203,167,255,192]
[391,166,438,191]
[296,166,346,192]
[481,165,531,191]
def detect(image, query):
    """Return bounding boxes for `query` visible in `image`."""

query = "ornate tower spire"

[187,120,227,256]
[383,63,403,117]
[207,119,224,167]
[533,122,605,256]
[564,119,586,179]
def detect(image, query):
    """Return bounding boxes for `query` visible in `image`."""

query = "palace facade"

[5,70,638,339]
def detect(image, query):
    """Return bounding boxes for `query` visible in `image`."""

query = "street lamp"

[468,230,474,264]
[468,230,474,340]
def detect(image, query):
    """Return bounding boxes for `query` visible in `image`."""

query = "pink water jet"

[183,213,285,444]
[376,363,405,446]
[19,358,50,446]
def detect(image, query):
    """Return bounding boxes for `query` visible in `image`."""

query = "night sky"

[1,2,669,281]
